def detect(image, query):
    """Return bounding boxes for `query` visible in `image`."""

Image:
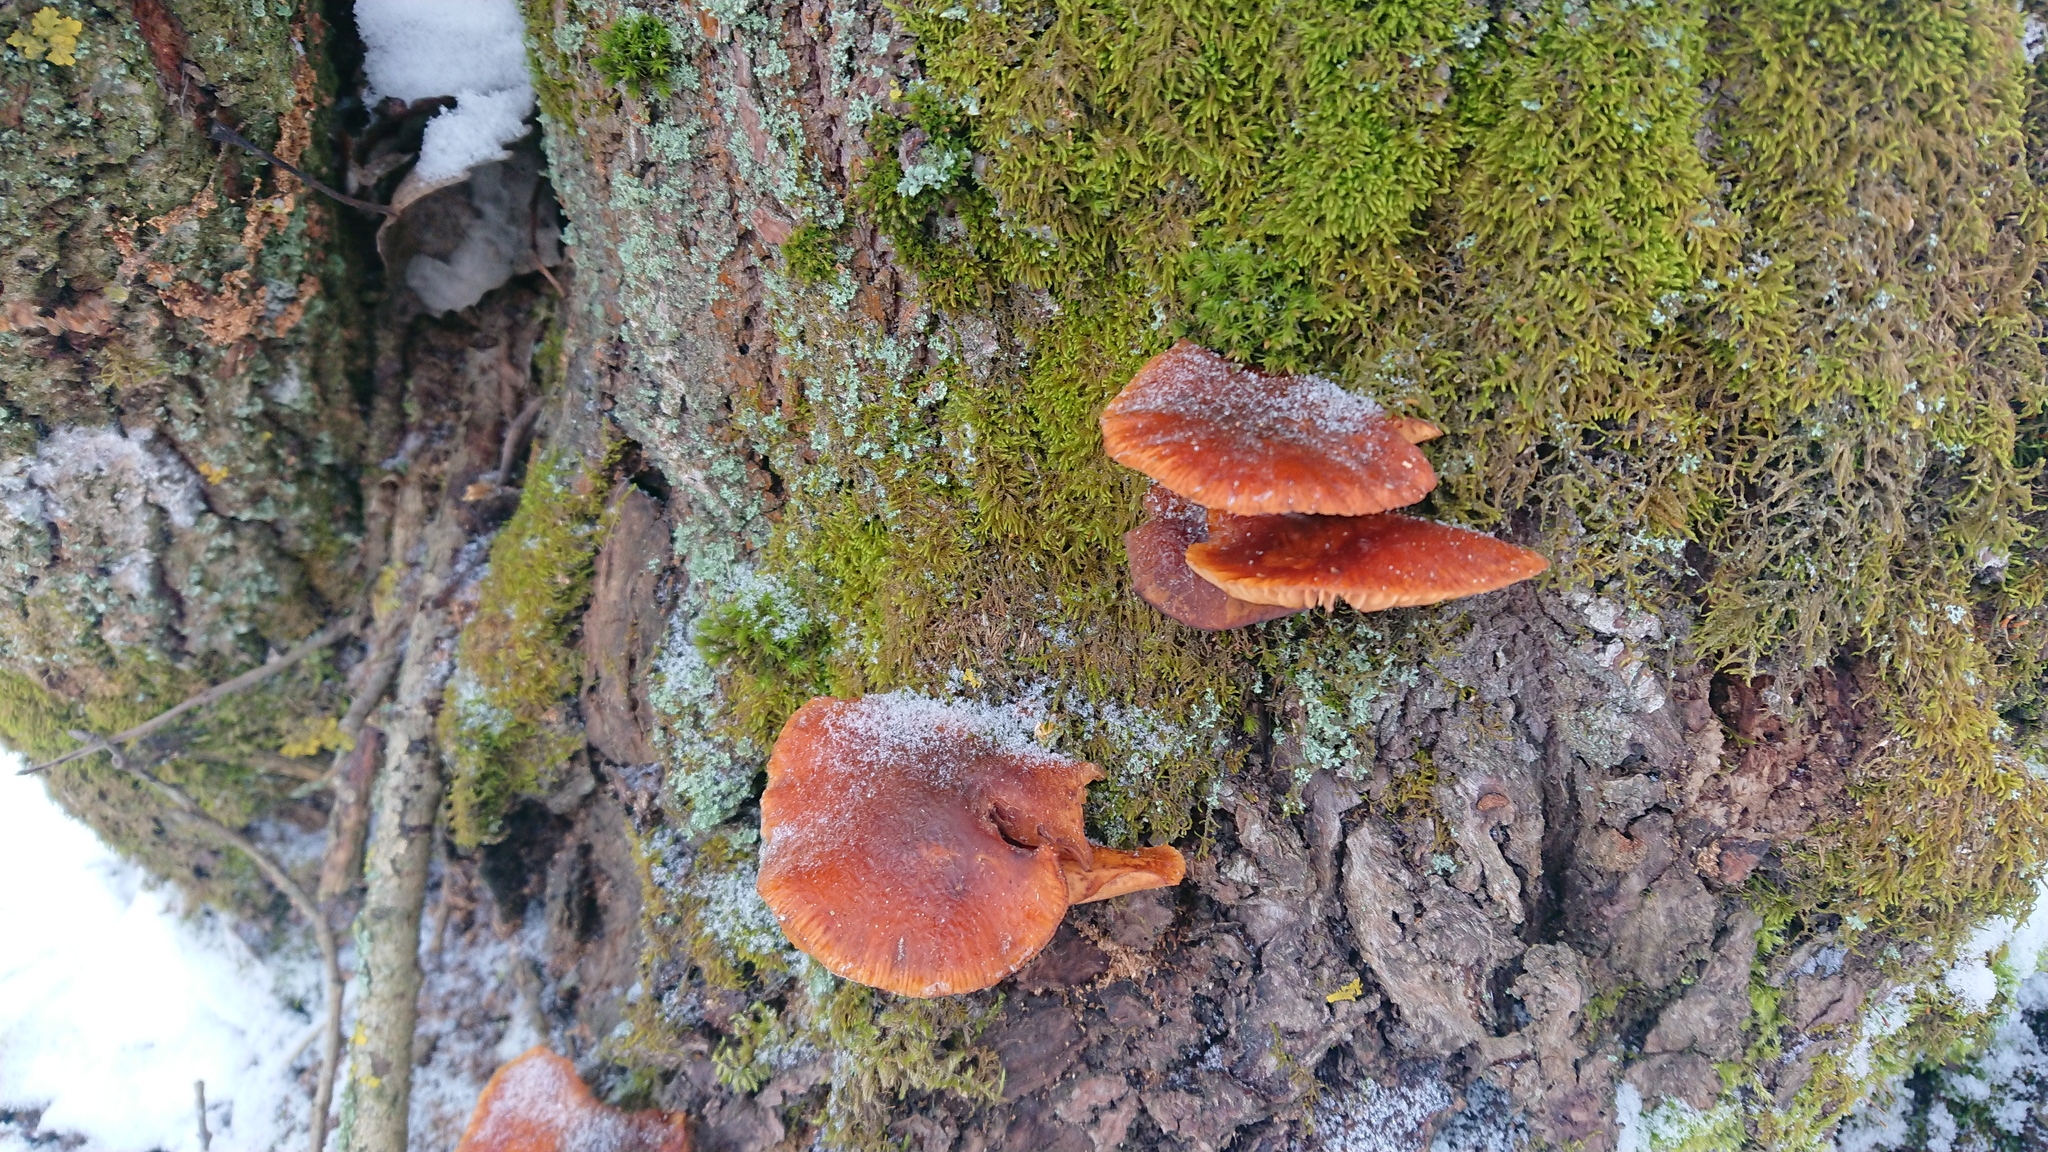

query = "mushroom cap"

[1184,512,1549,612]
[455,1047,691,1152]
[1100,342,1437,516]
[758,694,1103,998]
[1126,489,1301,631]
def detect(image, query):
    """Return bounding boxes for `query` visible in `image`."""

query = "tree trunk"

[12,1,2048,1150]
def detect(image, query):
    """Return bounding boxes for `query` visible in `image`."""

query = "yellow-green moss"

[708,980,1003,1148]
[592,13,686,100]
[780,224,845,286]
[442,447,616,848]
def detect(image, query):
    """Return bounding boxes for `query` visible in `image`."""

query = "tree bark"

[14,3,2048,1151]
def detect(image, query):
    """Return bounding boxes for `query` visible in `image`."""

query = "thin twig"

[195,1080,211,1152]
[108,750,343,1152]
[21,620,354,776]
[207,120,398,217]
[496,398,544,483]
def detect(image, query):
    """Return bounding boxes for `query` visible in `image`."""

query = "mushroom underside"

[1184,511,1551,612]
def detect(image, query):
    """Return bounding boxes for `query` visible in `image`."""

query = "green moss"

[780,224,844,286]
[592,13,685,101]
[694,578,837,752]
[743,281,1261,845]
[811,982,1004,1148]
[699,979,1002,1148]
[851,107,1004,311]
[894,0,1485,360]
[521,0,580,126]
[442,447,617,848]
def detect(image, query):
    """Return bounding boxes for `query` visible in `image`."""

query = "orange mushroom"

[454,1047,690,1152]
[1126,486,1301,631]
[1184,511,1549,612]
[1100,341,1439,516]
[757,694,1185,997]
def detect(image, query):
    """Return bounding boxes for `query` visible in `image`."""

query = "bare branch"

[207,121,399,217]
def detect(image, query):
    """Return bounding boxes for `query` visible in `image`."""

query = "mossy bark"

[24,1,2048,1150]
[0,0,372,914]
[523,0,2048,1148]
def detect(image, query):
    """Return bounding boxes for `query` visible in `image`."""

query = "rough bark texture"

[17,2,2048,1152]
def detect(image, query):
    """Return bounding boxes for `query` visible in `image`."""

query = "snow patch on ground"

[355,0,534,182]
[0,763,318,1152]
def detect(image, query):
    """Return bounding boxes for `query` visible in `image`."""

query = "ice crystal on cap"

[1100,342,1437,516]
[757,694,1185,997]
[1185,511,1549,613]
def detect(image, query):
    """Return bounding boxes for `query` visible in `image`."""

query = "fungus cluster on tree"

[1105,342,1548,629]
[732,344,1544,1004]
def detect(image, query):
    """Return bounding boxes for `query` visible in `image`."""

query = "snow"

[354,0,535,183]
[0,762,319,1152]
[1942,874,2048,1011]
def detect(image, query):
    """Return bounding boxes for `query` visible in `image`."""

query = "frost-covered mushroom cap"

[758,693,1182,998]
[1100,342,1439,516]
[1185,512,1549,613]
[455,1047,691,1152]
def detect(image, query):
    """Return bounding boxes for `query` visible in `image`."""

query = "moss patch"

[442,447,617,848]
[869,0,2048,944]
[592,12,686,101]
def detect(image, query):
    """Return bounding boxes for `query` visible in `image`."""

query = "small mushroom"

[1126,486,1302,631]
[1100,341,1438,516]
[757,694,1186,997]
[455,1047,691,1152]
[1184,511,1549,612]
